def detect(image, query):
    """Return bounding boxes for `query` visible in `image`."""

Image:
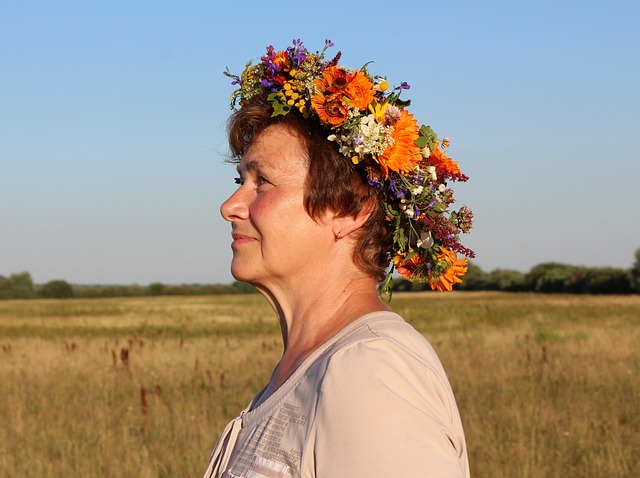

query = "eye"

[257,175,270,186]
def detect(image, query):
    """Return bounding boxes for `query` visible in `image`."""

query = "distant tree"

[457,262,489,291]
[526,263,579,293]
[8,271,35,299]
[486,269,527,291]
[199,284,241,295]
[41,280,75,299]
[582,268,632,294]
[231,281,259,294]
[0,275,10,299]
[632,248,640,293]
[167,285,190,295]
[390,278,411,292]
[148,282,168,296]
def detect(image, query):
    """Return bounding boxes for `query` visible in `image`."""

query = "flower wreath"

[224,39,474,296]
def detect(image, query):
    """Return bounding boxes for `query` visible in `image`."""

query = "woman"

[204,40,474,478]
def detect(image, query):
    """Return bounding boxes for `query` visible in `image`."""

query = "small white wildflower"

[438,184,446,192]
[428,166,437,181]
[373,77,389,92]
[327,134,337,142]
[405,207,414,218]
[422,146,431,158]
[330,108,394,161]
[411,185,424,195]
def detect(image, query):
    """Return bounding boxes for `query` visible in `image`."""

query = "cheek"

[249,195,274,223]
[251,192,303,226]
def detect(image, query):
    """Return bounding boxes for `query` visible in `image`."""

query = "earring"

[336,231,342,240]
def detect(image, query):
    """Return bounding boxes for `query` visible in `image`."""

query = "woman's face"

[220,124,334,287]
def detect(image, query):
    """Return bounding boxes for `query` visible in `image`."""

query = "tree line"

[2,249,639,299]
[393,248,640,294]
[0,273,257,300]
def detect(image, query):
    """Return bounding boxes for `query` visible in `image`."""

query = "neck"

[253,270,389,390]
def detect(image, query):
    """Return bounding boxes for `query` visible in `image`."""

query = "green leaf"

[419,125,438,150]
[415,136,428,148]
[432,202,447,213]
[394,227,407,249]
[271,100,291,117]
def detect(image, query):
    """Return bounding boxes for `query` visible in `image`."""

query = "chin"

[230,260,260,284]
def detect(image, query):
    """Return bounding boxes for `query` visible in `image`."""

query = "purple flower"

[325,39,334,48]
[395,81,411,90]
[288,39,307,66]
[324,51,342,69]
[353,135,363,146]
[265,61,281,76]
[389,176,405,199]
[368,178,382,188]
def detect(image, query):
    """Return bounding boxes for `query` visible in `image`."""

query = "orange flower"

[314,66,349,92]
[429,248,468,292]
[311,91,349,127]
[311,66,375,127]
[268,51,291,86]
[345,70,375,110]
[378,109,421,177]
[393,253,426,279]
[428,141,462,177]
[274,51,290,71]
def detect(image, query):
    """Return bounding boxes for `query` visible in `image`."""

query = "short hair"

[227,99,392,282]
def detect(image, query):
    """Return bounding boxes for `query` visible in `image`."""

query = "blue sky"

[1,0,639,285]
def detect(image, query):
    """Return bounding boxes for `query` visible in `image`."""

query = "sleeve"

[311,339,469,478]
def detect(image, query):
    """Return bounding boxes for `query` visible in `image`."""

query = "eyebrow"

[236,159,259,175]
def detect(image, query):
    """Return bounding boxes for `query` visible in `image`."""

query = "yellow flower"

[369,101,388,123]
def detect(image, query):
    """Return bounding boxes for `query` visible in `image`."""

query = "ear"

[331,197,376,239]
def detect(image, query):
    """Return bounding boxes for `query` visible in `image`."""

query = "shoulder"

[316,311,456,413]
[307,312,469,477]
[323,311,450,387]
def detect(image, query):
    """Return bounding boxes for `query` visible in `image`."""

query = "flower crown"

[224,39,474,295]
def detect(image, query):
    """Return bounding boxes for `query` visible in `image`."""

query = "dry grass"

[0,292,638,477]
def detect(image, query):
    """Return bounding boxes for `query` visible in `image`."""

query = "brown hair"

[227,99,392,282]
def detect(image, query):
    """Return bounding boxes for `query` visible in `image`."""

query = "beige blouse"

[203,311,469,478]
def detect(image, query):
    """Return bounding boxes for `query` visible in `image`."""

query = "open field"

[1,292,639,477]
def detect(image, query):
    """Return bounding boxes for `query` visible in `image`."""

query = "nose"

[220,186,250,222]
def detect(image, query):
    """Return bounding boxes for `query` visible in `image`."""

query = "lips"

[231,231,256,247]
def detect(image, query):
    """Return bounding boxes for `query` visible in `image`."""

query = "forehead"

[238,124,308,173]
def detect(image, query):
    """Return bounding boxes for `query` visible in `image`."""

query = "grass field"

[1,292,638,477]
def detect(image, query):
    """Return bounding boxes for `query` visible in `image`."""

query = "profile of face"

[220,124,335,287]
